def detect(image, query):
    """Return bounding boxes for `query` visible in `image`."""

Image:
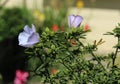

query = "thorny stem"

[90,51,106,71]
[70,53,83,83]
[33,54,52,83]
[112,37,119,67]
[44,64,52,83]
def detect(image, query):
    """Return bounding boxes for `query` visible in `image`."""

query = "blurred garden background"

[0,0,120,83]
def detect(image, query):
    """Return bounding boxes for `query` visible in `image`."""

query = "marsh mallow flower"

[14,70,29,84]
[18,24,39,47]
[68,15,83,28]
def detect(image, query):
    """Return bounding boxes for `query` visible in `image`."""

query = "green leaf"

[68,46,79,51]
[27,57,40,71]
[104,32,114,35]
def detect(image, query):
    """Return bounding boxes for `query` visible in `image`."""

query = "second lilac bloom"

[68,15,83,28]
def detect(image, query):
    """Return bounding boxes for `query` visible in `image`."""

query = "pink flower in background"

[18,24,40,47]
[68,15,83,28]
[14,70,29,84]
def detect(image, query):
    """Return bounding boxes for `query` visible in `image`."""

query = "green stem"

[70,54,83,83]
[112,37,119,67]
[45,65,52,83]
[43,64,50,83]
[112,48,118,67]
[90,51,106,71]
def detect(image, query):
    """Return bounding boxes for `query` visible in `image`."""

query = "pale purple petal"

[72,15,83,28]
[31,24,36,32]
[24,25,35,34]
[18,32,30,46]
[18,24,40,47]
[24,33,40,47]
[27,33,39,43]
[24,25,31,33]
[20,43,34,48]
[68,15,83,28]
[68,15,75,27]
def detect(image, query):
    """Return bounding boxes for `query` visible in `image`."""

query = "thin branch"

[112,37,119,67]
[90,51,106,71]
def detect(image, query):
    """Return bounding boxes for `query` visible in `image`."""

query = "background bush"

[0,7,33,83]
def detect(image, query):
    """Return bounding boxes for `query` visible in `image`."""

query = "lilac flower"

[18,24,39,47]
[68,15,83,28]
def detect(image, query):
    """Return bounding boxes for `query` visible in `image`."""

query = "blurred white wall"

[68,8,120,53]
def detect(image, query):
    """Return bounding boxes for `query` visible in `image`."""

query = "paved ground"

[68,8,120,53]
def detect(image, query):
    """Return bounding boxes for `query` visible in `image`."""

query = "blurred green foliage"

[0,7,33,83]
[34,6,68,32]
[43,7,68,28]
[0,7,33,41]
